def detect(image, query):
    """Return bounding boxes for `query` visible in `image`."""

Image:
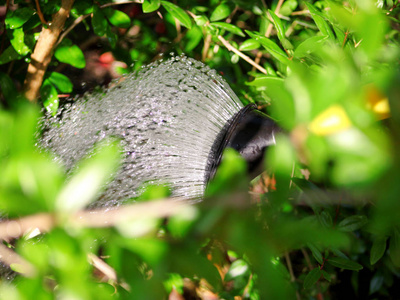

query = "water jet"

[41,56,280,207]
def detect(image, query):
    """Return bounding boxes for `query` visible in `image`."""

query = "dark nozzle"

[206,104,280,183]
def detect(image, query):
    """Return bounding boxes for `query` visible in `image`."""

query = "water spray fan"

[42,57,279,207]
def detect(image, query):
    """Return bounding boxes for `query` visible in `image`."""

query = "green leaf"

[294,35,328,58]
[303,268,321,289]
[246,31,290,65]
[54,39,86,69]
[55,139,122,213]
[0,46,22,64]
[211,22,244,37]
[327,257,363,271]
[268,10,285,42]
[167,206,198,238]
[338,215,368,232]
[319,210,333,228]
[389,227,400,267]
[92,5,109,36]
[305,3,335,40]
[8,28,31,55]
[5,7,35,29]
[41,79,59,116]
[307,243,323,264]
[0,72,17,101]
[370,236,387,265]
[184,25,203,52]
[321,270,332,282]
[161,1,192,29]
[225,259,250,281]
[369,272,384,295]
[280,0,298,16]
[239,39,260,51]
[47,72,73,93]
[210,3,232,22]
[106,25,118,48]
[143,0,161,13]
[103,8,131,28]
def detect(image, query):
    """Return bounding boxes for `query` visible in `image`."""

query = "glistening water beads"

[41,56,245,207]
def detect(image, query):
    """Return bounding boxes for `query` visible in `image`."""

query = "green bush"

[1,0,400,299]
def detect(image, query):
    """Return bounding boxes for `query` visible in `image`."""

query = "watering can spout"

[207,104,280,182]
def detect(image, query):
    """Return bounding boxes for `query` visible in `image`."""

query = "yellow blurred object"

[366,86,391,120]
[309,105,352,136]
[309,85,390,137]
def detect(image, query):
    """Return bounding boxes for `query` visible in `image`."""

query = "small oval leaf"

[327,257,363,271]
[5,7,35,29]
[103,8,131,28]
[54,40,86,69]
[210,3,232,22]
[303,268,321,289]
[143,0,161,13]
[92,5,109,36]
[370,236,387,265]
[338,215,368,232]
[161,1,192,29]
[211,22,244,37]
[41,80,59,116]
[48,72,73,93]
[239,39,260,51]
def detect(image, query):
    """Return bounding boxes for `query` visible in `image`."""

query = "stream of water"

[41,56,244,207]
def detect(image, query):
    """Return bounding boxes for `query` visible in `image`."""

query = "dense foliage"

[1,0,400,299]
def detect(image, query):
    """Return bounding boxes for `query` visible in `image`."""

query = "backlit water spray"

[41,56,279,207]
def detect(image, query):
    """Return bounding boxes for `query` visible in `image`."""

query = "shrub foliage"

[1,0,400,299]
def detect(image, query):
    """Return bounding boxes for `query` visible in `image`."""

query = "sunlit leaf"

[294,35,328,58]
[246,31,290,65]
[211,22,244,37]
[55,139,122,213]
[143,0,161,13]
[5,7,35,29]
[8,28,31,55]
[210,3,232,21]
[41,79,59,116]
[47,72,73,93]
[161,1,192,29]
[54,39,86,69]
[305,3,335,40]
[268,10,285,42]
[103,8,131,28]
[239,39,260,51]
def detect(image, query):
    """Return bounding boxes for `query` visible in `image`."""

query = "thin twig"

[100,1,140,8]
[218,35,267,74]
[56,1,140,48]
[284,251,301,300]
[0,213,55,240]
[55,14,90,48]
[34,0,47,24]
[202,33,212,61]
[0,243,36,277]
[301,248,313,270]
[88,253,131,291]
[23,0,75,102]
[0,198,188,241]
[291,9,310,16]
